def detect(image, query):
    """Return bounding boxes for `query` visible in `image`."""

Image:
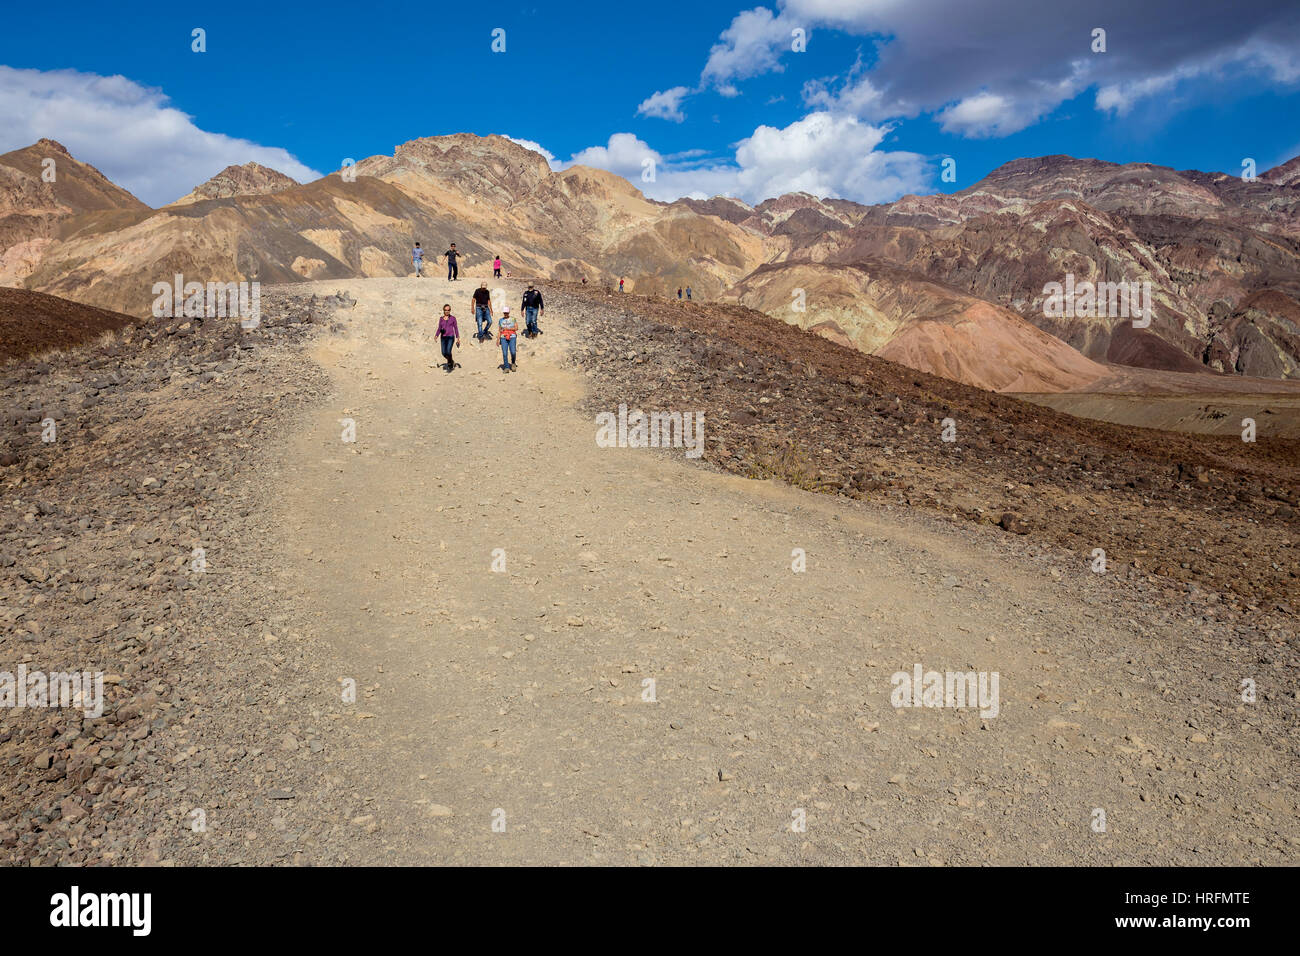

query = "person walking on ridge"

[436,304,460,370]
[493,255,502,278]
[412,242,425,277]
[521,283,544,336]
[444,243,462,281]
[471,282,494,341]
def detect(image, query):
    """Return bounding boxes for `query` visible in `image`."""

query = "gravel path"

[2,275,1295,865]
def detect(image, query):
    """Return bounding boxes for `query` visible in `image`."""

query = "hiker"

[472,282,493,340]
[619,277,625,293]
[412,242,425,277]
[444,243,462,281]
[677,287,682,300]
[521,283,544,335]
[686,286,692,301]
[436,304,460,369]
[498,306,518,371]
[493,255,502,278]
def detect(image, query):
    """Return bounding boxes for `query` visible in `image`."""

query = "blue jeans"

[524,307,539,333]
[500,334,516,365]
[475,305,491,336]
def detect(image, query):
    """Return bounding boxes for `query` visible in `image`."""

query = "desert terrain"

[1,274,1295,865]
[5,135,1299,401]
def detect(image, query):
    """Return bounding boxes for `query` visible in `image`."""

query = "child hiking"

[498,306,518,372]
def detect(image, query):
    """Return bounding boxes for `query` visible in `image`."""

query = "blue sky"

[2,0,1298,206]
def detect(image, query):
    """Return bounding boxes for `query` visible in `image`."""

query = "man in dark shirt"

[471,282,493,339]
[444,243,461,281]
[521,284,544,336]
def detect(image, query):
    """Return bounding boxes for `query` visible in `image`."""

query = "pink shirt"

[436,314,459,337]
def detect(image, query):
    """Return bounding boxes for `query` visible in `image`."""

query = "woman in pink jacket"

[436,304,460,370]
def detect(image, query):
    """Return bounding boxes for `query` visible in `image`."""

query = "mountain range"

[2,134,1297,392]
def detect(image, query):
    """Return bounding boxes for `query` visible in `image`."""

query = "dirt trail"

[269,276,1295,865]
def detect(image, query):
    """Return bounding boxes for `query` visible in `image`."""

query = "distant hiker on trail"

[436,304,460,370]
[412,242,425,277]
[686,286,692,301]
[521,283,544,336]
[444,243,462,281]
[619,277,625,293]
[498,306,518,371]
[677,287,682,300]
[472,282,493,340]
[493,255,502,278]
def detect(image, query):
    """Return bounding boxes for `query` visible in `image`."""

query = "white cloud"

[560,113,928,206]
[937,92,1038,138]
[0,66,322,206]
[701,7,798,90]
[636,86,692,122]
[803,57,905,122]
[938,67,1089,137]
[1249,38,1300,83]
[724,112,927,202]
[1096,37,1300,115]
[568,133,665,183]
[502,135,562,170]
[691,1,1300,138]
[1094,75,1183,116]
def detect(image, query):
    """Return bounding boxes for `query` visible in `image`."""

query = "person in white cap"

[498,306,518,371]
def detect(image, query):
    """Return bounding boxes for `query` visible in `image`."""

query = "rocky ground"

[553,284,1299,620]
[0,288,140,362]
[0,291,376,864]
[1,277,1296,865]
